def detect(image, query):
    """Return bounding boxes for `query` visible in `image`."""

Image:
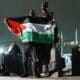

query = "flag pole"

[75,28,78,45]
[60,32,63,56]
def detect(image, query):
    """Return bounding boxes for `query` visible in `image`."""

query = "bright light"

[4,51,9,55]
[0,48,4,54]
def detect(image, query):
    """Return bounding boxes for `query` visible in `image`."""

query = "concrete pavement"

[0,76,80,80]
[0,76,58,80]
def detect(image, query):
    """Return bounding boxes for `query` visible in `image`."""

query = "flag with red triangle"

[4,16,56,44]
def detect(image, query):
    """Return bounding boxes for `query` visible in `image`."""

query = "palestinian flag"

[4,16,56,44]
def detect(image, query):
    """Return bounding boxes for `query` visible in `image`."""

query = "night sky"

[0,0,80,44]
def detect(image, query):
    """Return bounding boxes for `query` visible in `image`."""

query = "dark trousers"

[21,43,39,76]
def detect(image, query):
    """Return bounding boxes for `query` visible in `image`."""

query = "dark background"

[0,0,79,43]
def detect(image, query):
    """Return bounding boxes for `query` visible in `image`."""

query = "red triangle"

[6,19,26,36]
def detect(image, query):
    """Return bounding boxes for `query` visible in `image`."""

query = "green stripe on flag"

[20,32,54,43]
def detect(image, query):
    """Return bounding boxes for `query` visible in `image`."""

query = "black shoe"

[21,73,28,77]
[36,74,42,78]
[48,72,52,77]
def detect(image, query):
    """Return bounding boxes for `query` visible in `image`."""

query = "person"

[49,41,65,77]
[48,43,59,77]
[3,42,25,76]
[37,1,53,77]
[21,10,41,77]
[39,1,50,18]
